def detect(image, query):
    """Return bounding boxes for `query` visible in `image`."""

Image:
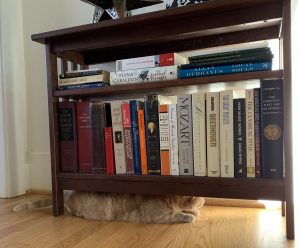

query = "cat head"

[179,196,205,210]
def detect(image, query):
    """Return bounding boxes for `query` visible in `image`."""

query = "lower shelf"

[57,173,285,201]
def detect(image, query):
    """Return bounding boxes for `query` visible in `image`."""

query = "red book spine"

[57,101,78,172]
[76,101,93,173]
[104,127,115,174]
[159,53,175,66]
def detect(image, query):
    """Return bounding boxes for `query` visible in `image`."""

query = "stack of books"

[179,47,273,79]
[57,68,110,91]
[109,53,186,85]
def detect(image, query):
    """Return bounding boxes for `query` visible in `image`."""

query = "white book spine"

[206,92,220,177]
[192,92,207,176]
[58,73,109,86]
[220,90,234,177]
[245,89,255,178]
[116,55,159,71]
[110,101,126,174]
[168,104,179,175]
[110,65,178,85]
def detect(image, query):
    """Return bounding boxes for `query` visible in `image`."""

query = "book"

[177,95,193,176]
[76,101,93,173]
[220,90,234,178]
[137,103,148,175]
[159,53,186,67]
[130,100,142,174]
[253,88,262,178]
[192,92,207,176]
[260,79,284,178]
[57,82,108,91]
[166,0,208,8]
[144,94,161,175]
[159,104,171,175]
[104,127,115,174]
[58,73,110,86]
[206,92,220,177]
[245,89,255,178]
[110,101,127,174]
[233,99,247,178]
[57,101,78,172]
[179,61,272,79]
[110,65,178,85]
[59,68,106,79]
[168,104,179,176]
[121,102,134,174]
[116,55,160,71]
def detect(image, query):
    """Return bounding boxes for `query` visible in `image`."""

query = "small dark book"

[57,101,78,172]
[253,88,262,177]
[260,79,284,178]
[144,94,161,175]
[233,99,247,178]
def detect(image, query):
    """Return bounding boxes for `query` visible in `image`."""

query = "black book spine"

[144,95,161,175]
[254,88,261,178]
[260,79,284,178]
[233,99,247,178]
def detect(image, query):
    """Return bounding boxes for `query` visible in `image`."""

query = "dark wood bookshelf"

[32,0,294,239]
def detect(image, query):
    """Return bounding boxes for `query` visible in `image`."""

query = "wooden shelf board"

[54,70,283,97]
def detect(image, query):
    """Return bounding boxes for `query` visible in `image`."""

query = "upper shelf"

[32,0,283,64]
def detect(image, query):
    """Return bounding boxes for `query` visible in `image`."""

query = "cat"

[13,191,205,224]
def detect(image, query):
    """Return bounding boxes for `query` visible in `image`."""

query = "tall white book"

[206,92,220,177]
[245,89,255,178]
[169,104,179,175]
[110,101,126,174]
[192,92,207,176]
[220,90,234,177]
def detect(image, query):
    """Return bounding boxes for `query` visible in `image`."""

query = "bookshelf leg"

[52,189,64,216]
[281,201,286,217]
[286,200,295,240]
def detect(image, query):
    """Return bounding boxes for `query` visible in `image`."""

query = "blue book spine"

[179,61,272,79]
[57,82,107,91]
[130,100,142,174]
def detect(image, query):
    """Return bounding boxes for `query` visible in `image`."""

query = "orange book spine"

[138,109,148,175]
[159,104,170,175]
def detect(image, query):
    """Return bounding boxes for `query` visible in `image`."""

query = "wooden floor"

[0,194,297,248]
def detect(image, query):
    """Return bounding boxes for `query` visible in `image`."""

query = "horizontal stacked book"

[179,47,273,79]
[57,79,283,179]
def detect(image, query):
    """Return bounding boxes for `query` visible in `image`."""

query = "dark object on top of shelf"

[81,0,163,22]
[166,0,209,9]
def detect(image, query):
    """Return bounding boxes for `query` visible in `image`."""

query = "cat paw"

[183,213,196,223]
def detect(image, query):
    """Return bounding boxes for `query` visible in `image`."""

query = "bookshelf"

[32,0,294,239]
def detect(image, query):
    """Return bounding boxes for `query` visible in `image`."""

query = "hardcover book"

[144,94,161,175]
[104,127,115,174]
[254,88,262,177]
[169,104,179,175]
[177,95,193,175]
[159,53,186,67]
[206,92,220,177]
[137,103,148,175]
[110,65,178,85]
[58,73,110,86]
[57,101,78,172]
[57,82,108,91]
[116,55,159,71]
[220,90,234,178]
[260,79,284,178]
[233,98,247,178]
[192,92,207,176]
[60,68,107,79]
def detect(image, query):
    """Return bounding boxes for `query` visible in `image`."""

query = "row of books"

[58,79,283,179]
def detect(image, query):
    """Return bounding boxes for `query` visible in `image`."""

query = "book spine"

[245,89,255,178]
[179,61,272,79]
[58,74,109,86]
[121,103,134,174]
[130,100,142,174]
[177,95,194,175]
[233,99,247,178]
[144,95,161,175]
[116,55,159,71]
[160,53,186,66]
[91,102,106,174]
[57,101,78,172]
[137,104,148,175]
[76,101,93,173]
[206,92,220,177]
[57,82,107,91]
[260,79,284,178]
[110,101,126,174]
[60,69,105,79]
[110,65,178,85]
[159,104,170,175]
[104,127,115,174]
[220,90,234,178]
[192,92,207,176]
[168,104,179,176]
[253,88,262,178]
